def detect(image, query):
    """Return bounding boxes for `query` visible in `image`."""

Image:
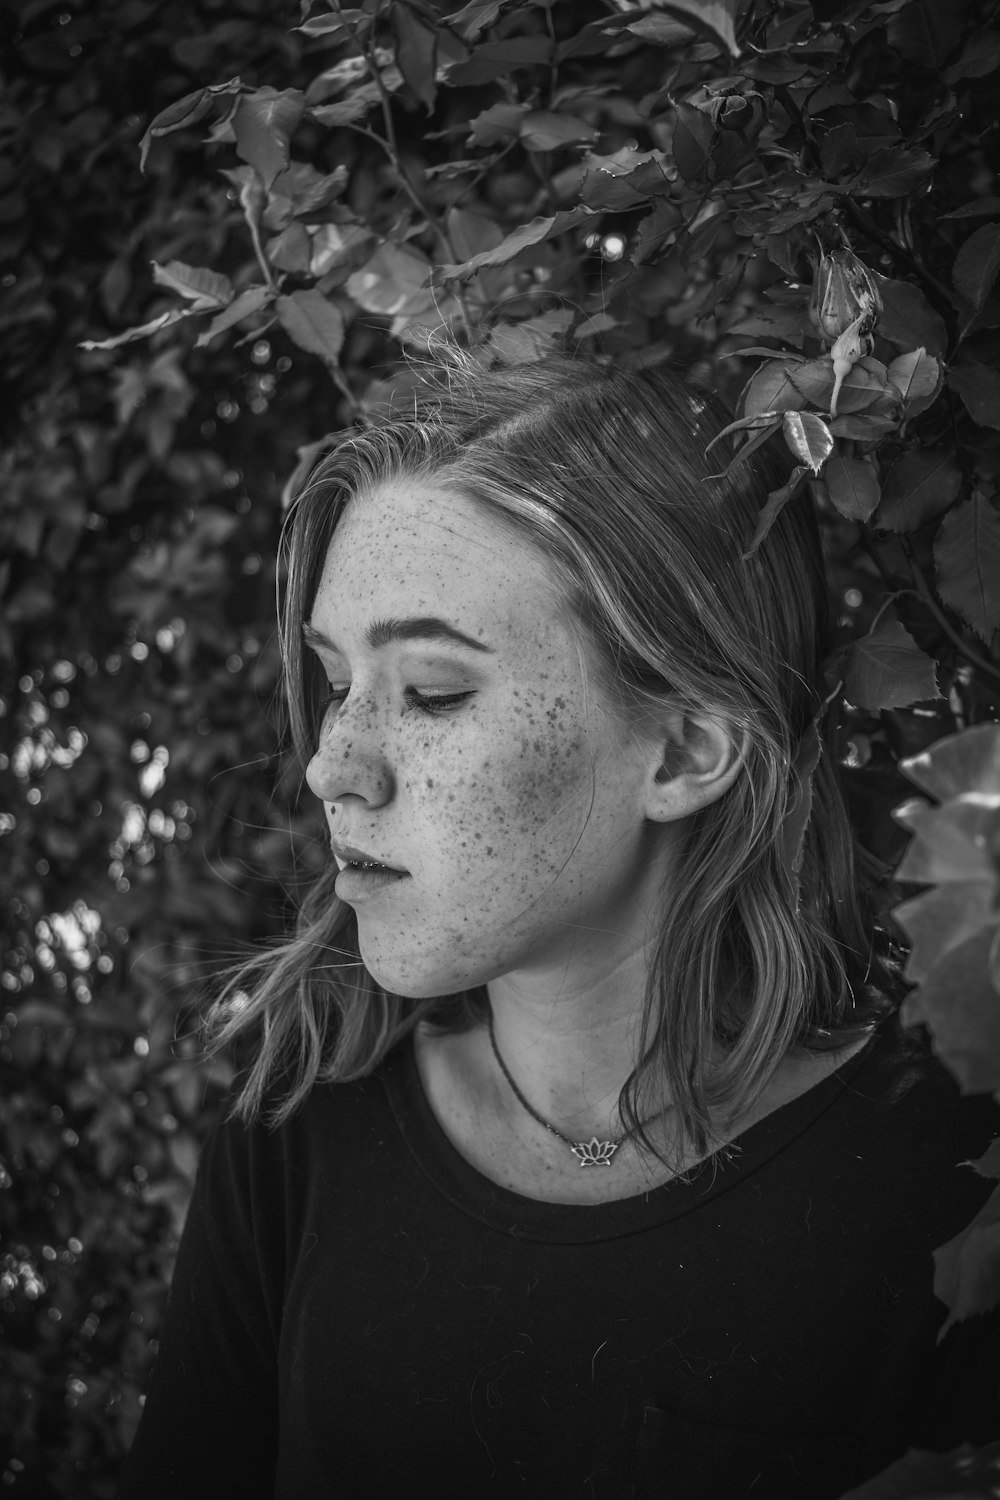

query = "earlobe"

[645,711,746,822]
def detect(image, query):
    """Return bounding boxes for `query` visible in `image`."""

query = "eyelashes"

[320,687,474,719]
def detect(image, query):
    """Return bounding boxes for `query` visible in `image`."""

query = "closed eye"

[319,687,474,717]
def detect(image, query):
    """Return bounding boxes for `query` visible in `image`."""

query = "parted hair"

[209,353,892,1159]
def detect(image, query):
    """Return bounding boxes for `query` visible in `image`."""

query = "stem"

[899,536,1000,690]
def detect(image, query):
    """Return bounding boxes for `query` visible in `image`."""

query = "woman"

[120,356,998,1498]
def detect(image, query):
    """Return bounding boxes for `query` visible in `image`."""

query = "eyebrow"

[301,616,495,655]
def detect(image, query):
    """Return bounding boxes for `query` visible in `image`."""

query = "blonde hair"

[208,355,891,1159]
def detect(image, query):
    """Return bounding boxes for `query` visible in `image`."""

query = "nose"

[305,701,394,809]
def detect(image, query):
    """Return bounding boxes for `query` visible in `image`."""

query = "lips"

[330,838,408,875]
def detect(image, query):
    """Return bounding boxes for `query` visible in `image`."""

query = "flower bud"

[809,247,881,346]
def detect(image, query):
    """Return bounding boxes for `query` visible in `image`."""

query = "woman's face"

[303,475,678,999]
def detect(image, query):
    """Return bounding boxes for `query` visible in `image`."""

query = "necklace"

[486,1011,643,1168]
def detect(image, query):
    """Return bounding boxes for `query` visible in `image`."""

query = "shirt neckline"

[382,1024,883,1244]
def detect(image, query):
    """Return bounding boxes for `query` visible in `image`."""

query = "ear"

[642,708,746,823]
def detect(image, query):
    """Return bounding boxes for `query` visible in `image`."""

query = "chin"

[358,939,470,1002]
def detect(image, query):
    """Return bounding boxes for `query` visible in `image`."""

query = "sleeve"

[118,1108,282,1500]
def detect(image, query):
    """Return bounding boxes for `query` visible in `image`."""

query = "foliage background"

[1,0,998,1495]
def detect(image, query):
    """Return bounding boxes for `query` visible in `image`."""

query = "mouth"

[331,840,410,902]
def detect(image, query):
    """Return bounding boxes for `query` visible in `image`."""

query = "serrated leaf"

[894,797,1000,885]
[886,348,940,404]
[935,494,1000,642]
[949,362,1000,431]
[845,619,940,709]
[436,207,596,282]
[195,286,273,349]
[953,222,1000,311]
[233,88,305,190]
[138,77,243,170]
[743,465,809,558]
[276,290,345,368]
[895,882,997,983]
[152,260,233,308]
[825,454,880,520]
[903,925,1000,1094]
[901,722,1000,802]
[782,410,833,473]
[877,447,962,533]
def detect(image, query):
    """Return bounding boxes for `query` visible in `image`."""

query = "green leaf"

[894,797,1000,885]
[151,261,233,308]
[828,412,899,441]
[466,102,528,146]
[394,5,438,111]
[276,290,345,368]
[844,619,940,709]
[436,207,596,282]
[824,454,880,521]
[781,411,833,474]
[520,111,597,152]
[233,88,305,190]
[195,286,274,349]
[310,89,382,127]
[266,223,312,274]
[949,361,1000,430]
[903,925,1000,1097]
[851,146,936,198]
[78,307,202,351]
[943,26,1000,83]
[876,447,962,533]
[727,305,808,347]
[885,348,941,415]
[443,0,511,39]
[934,493,1000,641]
[621,14,694,45]
[670,100,716,185]
[872,274,948,357]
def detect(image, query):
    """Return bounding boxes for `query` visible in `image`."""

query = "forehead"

[313,476,563,640]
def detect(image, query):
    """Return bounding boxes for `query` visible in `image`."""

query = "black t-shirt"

[119,1019,1000,1499]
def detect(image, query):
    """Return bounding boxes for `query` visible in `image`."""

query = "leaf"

[266,223,312,273]
[232,88,305,190]
[622,14,694,45]
[872,274,948,357]
[894,798,1000,885]
[466,102,528,146]
[310,90,382,127]
[447,37,552,87]
[436,207,596,282]
[742,360,804,416]
[886,348,942,416]
[727,305,808,347]
[943,26,1000,83]
[934,493,1000,642]
[520,111,596,152]
[851,146,936,198]
[953,223,1000,313]
[933,1178,1000,1337]
[839,1443,1000,1500]
[903,924,1000,1096]
[825,454,880,521]
[877,447,962,533]
[894,883,997,983]
[394,5,438,110]
[900,721,1000,801]
[943,197,1000,221]
[78,307,202,351]
[828,412,900,441]
[276,290,345,368]
[704,416,782,479]
[346,243,437,324]
[970,1140,1000,1180]
[195,286,274,349]
[781,411,833,474]
[648,0,740,56]
[151,260,233,308]
[845,619,940,710]
[443,0,511,39]
[670,100,716,185]
[949,362,1000,431]
[138,77,243,169]
[743,465,809,558]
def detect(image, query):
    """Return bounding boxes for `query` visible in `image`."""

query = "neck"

[485,946,659,1144]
